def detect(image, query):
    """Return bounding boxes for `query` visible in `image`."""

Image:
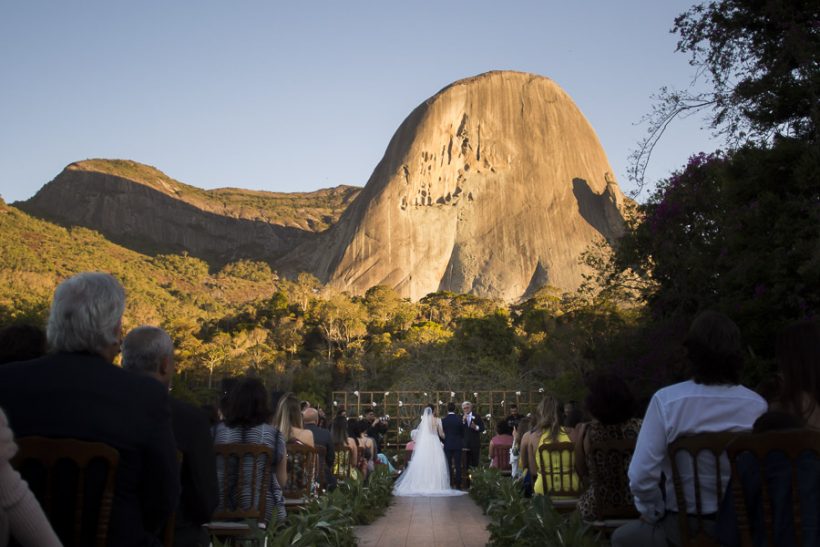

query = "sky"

[0,1,720,204]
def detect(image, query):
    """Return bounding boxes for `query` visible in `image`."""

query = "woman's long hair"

[532,396,563,443]
[273,392,303,439]
[776,318,820,421]
[330,415,349,446]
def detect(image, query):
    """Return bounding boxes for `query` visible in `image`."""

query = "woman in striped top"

[214,377,287,525]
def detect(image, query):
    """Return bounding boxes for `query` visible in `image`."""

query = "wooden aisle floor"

[354,494,490,547]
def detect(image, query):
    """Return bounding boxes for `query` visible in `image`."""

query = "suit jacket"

[305,423,336,489]
[0,352,180,547]
[442,413,463,451]
[463,413,485,450]
[170,398,218,547]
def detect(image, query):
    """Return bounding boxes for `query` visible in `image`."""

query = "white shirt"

[628,380,766,520]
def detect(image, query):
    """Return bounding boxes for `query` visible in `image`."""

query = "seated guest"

[214,377,287,525]
[518,412,540,496]
[574,372,642,521]
[352,419,376,479]
[303,407,336,490]
[489,421,514,468]
[0,325,46,365]
[274,393,314,446]
[770,318,820,429]
[330,415,357,476]
[533,396,579,497]
[122,326,219,547]
[562,404,586,443]
[612,311,767,547]
[510,416,531,479]
[0,272,179,547]
[0,408,61,546]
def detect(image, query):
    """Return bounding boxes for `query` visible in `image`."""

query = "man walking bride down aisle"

[393,403,469,496]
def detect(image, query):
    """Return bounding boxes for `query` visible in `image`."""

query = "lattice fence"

[330,389,545,465]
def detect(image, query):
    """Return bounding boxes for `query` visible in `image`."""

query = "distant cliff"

[18,160,360,266]
[279,71,630,301]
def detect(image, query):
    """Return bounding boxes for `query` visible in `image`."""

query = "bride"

[393,405,466,496]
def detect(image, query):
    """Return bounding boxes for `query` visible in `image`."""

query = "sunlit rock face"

[285,71,628,301]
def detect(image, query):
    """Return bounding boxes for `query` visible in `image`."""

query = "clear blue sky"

[0,1,717,204]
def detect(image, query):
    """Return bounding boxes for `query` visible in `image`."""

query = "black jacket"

[441,413,464,451]
[0,352,180,547]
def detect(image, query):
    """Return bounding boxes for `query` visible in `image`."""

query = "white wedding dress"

[393,407,466,496]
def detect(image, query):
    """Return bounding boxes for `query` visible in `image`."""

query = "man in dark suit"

[122,326,218,547]
[461,400,485,469]
[441,402,464,488]
[0,272,180,547]
[302,407,337,491]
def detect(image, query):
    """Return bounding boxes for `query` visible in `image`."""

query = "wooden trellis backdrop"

[330,390,546,462]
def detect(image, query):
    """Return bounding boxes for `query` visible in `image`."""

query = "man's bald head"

[302,407,319,425]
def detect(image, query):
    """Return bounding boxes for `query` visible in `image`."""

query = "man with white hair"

[0,272,180,547]
[302,407,336,491]
[462,400,485,470]
[122,326,218,547]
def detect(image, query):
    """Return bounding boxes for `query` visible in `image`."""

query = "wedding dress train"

[393,407,466,496]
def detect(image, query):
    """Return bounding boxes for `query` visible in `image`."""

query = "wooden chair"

[314,444,327,493]
[667,432,738,547]
[332,444,352,481]
[205,443,274,546]
[283,442,317,512]
[726,430,820,547]
[491,443,513,475]
[584,437,640,535]
[11,436,119,547]
[537,441,583,512]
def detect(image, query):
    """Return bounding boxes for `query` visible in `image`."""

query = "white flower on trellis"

[371,401,377,407]
[450,391,456,398]
[358,415,363,419]
[438,400,443,405]
[500,400,505,406]
[473,392,478,398]
[392,455,398,462]
[538,387,545,393]
[515,391,521,396]
[385,415,390,419]
[384,391,390,397]
[482,430,488,435]
[485,414,492,420]
[333,401,338,406]
[353,391,360,397]
[398,401,403,407]
[398,427,404,434]
[423,392,428,397]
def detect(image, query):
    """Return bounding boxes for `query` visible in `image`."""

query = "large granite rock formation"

[18,160,358,266]
[280,71,628,301]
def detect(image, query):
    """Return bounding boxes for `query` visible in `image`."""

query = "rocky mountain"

[281,71,629,301]
[18,160,359,266]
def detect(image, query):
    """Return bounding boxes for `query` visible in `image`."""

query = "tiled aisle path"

[354,494,490,546]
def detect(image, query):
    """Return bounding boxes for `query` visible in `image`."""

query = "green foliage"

[470,468,601,546]
[220,259,276,283]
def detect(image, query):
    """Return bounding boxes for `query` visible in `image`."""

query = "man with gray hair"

[0,272,180,547]
[122,326,218,547]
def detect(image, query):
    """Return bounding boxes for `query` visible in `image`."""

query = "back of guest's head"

[585,371,635,425]
[274,392,303,437]
[496,421,512,436]
[224,377,271,428]
[752,410,805,433]
[563,407,584,428]
[331,415,349,445]
[447,402,456,412]
[684,310,743,385]
[121,326,173,374]
[47,272,126,357]
[302,407,319,425]
[514,417,531,443]
[350,419,370,437]
[0,324,47,364]
[776,318,820,412]
[533,396,562,441]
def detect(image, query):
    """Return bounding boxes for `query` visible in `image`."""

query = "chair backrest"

[333,444,352,481]
[491,443,512,471]
[726,430,820,547]
[11,436,120,547]
[284,442,318,500]
[537,441,582,498]
[213,443,274,521]
[586,436,640,520]
[668,432,738,547]
[314,444,327,491]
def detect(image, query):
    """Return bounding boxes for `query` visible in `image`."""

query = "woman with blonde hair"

[273,393,314,447]
[532,395,579,497]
